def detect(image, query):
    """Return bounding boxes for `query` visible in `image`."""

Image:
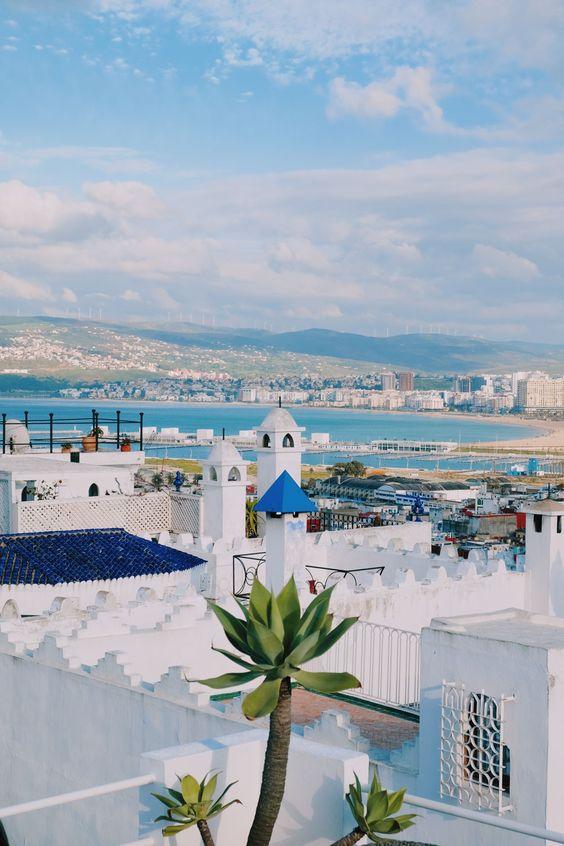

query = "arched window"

[209,466,218,481]
[262,434,271,448]
[88,483,99,497]
[283,433,294,448]
[228,466,241,482]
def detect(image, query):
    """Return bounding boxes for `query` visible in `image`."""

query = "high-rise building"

[517,377,564,410]
[398,371,414,391]
[380,372,396,391]
[453,375,472,393]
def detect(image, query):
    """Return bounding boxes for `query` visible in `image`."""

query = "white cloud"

[61,286,78,303]
[2,148,564,337]
[121,288,141,301]
[327,67,448,131]
[0,270,52,301]
[473,244,540,281]
[83,180,164,218]
[0,180,110,241]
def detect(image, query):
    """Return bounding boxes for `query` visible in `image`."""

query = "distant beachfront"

[0,398,545,473]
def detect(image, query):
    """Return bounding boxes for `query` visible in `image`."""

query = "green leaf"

[277,576,301,646]
[310,616,359,659]
[292,669,361,694]
[345,790,365,827]
[209,780,238,810]
[366,789,389,826]
[207,601,250,655]
[201,772,218,802]
[163,823,193,836]
[248,578,271,625]
[196,670,262,689]
[268,594,285,644]
[293,585,334,645]
[386,787,406,816]
[151,792,179,810]
[242,677,282,719]
[167,788,184,804]
[211,646,264,672]
[247,619,284,664]
[180,774,200,804]
[208,798,242,819]
[286,630,320,667]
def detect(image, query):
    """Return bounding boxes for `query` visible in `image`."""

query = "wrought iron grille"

[305,564,384,594]
[440,682,514,814]
[232,552,266,598]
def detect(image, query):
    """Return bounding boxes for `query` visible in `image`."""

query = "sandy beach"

[467,417,564,451]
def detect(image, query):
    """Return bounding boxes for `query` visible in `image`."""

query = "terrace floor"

[292,688,419,751]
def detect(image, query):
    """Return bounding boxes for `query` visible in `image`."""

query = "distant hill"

[0,316,563,376]
[134,323,564,374]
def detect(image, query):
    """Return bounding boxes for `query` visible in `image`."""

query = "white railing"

[2,774,564,845]
[310,618,421,711]
[0,774,156,846]
[404,792,564,844]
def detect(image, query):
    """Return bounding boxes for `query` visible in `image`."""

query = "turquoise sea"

[0,398,544,473]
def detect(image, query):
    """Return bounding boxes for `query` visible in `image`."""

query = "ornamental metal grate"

[440,682,514,814]
[232,552,266,598]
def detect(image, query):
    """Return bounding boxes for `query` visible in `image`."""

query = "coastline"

[1,395,559,448]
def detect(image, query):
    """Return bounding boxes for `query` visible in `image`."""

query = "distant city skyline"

[0,1,563,340]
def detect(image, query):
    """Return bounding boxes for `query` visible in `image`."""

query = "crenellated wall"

[0,586,249,846]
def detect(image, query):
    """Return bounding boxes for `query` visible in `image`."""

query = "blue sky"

[0,0,563,341]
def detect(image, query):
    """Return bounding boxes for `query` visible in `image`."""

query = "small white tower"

[524,498,564,617]
[256,403,304,503]
[201,438,248,543]
[254,470,318,592]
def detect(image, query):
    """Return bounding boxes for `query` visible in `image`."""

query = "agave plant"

[330,772,418,846]
[196,576,361,846]
[153,771,240,846]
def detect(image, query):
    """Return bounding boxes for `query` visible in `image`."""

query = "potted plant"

[82,426,103,452]
[120,436,132,452]
[61,441,73,454]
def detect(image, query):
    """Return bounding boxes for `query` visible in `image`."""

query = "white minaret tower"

[256,402,304,502]
[524,498,564,616]
[201,437,248,543]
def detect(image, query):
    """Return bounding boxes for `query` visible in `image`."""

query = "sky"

[0,0,563,342]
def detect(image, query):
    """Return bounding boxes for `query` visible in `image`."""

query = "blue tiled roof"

[0,528,204,585]
[254,470,318,514]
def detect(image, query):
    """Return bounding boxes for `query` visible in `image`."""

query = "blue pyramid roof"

[254,470,318,514]
[0,528,204,585]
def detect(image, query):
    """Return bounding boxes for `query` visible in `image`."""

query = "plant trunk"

[246,676,292,846]
[329,826,365,846]
[197,819,215,846]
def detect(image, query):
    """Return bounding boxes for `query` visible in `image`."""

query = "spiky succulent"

[197,576,361,718]
[346,772,416,842]
[153,771,240,837]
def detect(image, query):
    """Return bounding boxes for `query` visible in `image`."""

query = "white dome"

[258,407,299,432]
[205,439,243,465]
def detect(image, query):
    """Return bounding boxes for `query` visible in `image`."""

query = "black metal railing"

[231,554,385,598]
[305,565,385,594]
[1,408,145,454]
[232,552,266,598]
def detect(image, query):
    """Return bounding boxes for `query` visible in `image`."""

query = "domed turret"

[201,436,248,542]
[256,404,304,506]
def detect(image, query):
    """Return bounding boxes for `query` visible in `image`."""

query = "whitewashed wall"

[140,730,368,846]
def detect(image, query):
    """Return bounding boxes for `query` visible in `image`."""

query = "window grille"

[440,682,513,814]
